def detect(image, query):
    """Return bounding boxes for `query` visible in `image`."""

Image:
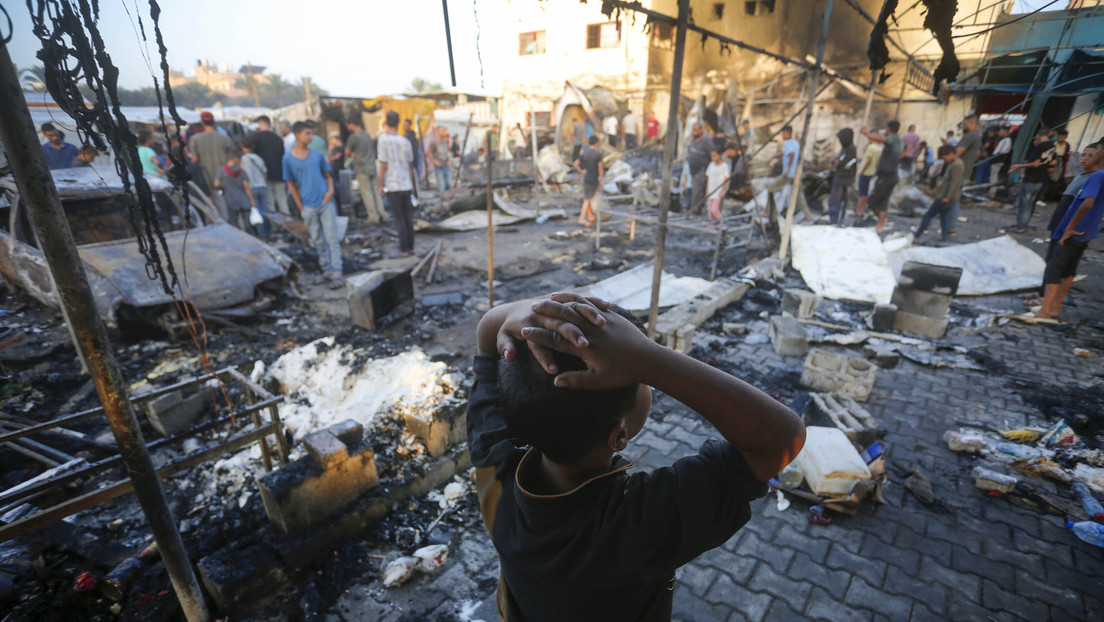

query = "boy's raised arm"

[525,295,805,482]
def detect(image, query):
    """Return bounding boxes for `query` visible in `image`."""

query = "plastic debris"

[1066,521,1104,548]
[775,490,791,512]
[997,427,1044,444]
[792,427,872,498]
[1039,419,1084,450]
[1015,458,1070,484]
[413,544,450,573]
[944,430,983,453]
[1071,480,1104,522]
[1073,347,1092,359]
[382,557,420,587]
[1073,464,1104,495]
[972,466,1017,493]
[994,442,1051,460]
[808,505,831,524]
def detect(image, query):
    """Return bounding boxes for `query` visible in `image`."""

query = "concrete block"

[871,303,898,332]
[197,541,287,615]
[893,309,949,340]
[810,392,886,447]
[301,430,348,469]
[898,261,962,295]
[800,349,877,402]
[402,404,467,458]
[781,288,822,319]
[347,269,415,331]
[891,287,951,319]
[655,278,751,346]
[768,315,809,357]
[862,344,900,369]
[327,419,364,446]
[669,323,696,353]
[142,389,208,436]
[256,448,379,535]
[722,322,747,336]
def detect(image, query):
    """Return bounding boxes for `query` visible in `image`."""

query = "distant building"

[169,59,265,99]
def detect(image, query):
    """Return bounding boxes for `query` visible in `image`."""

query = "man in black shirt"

[1009,126,1055,232]
[573,135,604,226]
[250,116,290,216]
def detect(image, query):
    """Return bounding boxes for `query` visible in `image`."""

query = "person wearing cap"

[189,112,234,218]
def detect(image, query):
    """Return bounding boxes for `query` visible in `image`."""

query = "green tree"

[409,77,442,93]
[16,65,46,92]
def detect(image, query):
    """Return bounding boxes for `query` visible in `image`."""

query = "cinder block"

[402,405,467,458]
[256,448,379,535]
[897,261,962,295]
[301,430,348,469]
[862,344,900,369]
[668,323,696,353]
[198,542,286,614]
[781,288,822,319]
[871,303,898,332]
[722,322,747,336]
[891,287,951,319]
[654,278,752,344]
[327,420,364,446]
[800,348,877,402]
[347,269,415,331]
[768,315,809,357]
[893,309,949,340]
[142,389,209,436]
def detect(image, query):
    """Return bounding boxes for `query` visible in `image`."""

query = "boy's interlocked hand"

[524,293,660,390]
[491,293,611,375]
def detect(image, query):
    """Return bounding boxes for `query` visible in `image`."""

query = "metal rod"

[454,112,474,187]
[860,69,878,139]
[0,425,76,464]
[486,132,495,306]
[530,109,543,188]
[441,0,457,87]
[646,0,690,341]
[3,442,61,467]
[0,425,274,543]
[779,0,834,262]
[894,58,910,120]
[0,40,209,621]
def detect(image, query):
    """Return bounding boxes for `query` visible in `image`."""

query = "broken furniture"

[800,349,877,402]
[890,261,963,340]
[0,367,288,543]
[346,269,416,331]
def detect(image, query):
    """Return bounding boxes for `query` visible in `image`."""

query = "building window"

[519,31,546,56]
[745,0,776,16]
[713,3,725,19]
[651,21,673,49]
[586,22,621,49]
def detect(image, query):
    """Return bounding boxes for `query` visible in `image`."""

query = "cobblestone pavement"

[327,199,1104,621]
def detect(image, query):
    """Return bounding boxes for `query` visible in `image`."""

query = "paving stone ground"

[328,199,1104,621]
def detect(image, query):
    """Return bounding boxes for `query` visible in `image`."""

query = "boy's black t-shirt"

[467,356,767,622]
[579,148,603,186]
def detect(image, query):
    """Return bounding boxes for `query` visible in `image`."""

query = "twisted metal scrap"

[869,0,959,95]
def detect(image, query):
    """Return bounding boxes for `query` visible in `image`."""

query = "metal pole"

[894,59,909,120]
[646,0,690,341]
[441,0,457,87]
[530,109,544,188]
[778,0,834,262]
[0,41,210,622]
[486,132,495,306]
[859,69,878,149]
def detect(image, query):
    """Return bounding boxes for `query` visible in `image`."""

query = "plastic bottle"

[1066,521,1104,548]
[995,442,1048,459]
[778,462,804,488]
[1071,480,1104,522]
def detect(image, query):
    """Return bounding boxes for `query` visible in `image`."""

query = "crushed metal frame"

[0,366,288,543]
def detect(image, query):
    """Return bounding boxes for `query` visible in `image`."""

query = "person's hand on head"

[495,293,611,374]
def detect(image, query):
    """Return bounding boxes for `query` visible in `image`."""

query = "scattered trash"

[1066,521,1104,548]
[792,426,872,498]
[1073,464,1104,495]
[413,544,450,572]
[722,322,747,336]
[944,430,984,453]
[1071,480,1104,522]
[382,556,420,587]
[1039,419,1084,450]
[808,505,831,524]
[903,466,935,505]
[810,392,885,447]
[1014,458,1070,484]
[972,466,1017,493]
[994,442,1051,460]
[998,427,1045,444]
[775,489,791,511]
[1073,347,1092,359]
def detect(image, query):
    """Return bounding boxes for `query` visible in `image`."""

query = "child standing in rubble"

[705,148,728,223]
[214,149,256,233]
[573,135,603,226]
[467,293,805,621]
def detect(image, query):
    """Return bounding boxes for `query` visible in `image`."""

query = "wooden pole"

[486,132,495,306]
[646,0,690,340]
[778,0,834,262]
[858,69,878,153]
[531,109,544,187]
[894,59,909,121]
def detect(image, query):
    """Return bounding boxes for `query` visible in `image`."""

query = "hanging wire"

[473,0,484,89]
[1,4,13,43]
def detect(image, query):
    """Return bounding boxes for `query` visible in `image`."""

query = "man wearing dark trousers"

[378,111,417,257]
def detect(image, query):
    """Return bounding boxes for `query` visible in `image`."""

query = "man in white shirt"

[377,111,417,256]
[603,114,619,149]
[989,125,1012,195]
[622,112,638,150]
[280,120,296,154]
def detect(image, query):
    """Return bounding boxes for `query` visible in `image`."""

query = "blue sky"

[8,0,508,96]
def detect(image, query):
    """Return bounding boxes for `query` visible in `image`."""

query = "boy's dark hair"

[228,148,242,160]
[347,117,363,128]
[385,111,400,128]
[137,127,152,145]
[937,144,954,157]
[498,305,646,464]
[292,121,311,134]
[781,125,793,134]
[41,122,56,133]
[588,135,599,145]
[887,120,901,133]
[241,136,254,150]
[255,115,271,125]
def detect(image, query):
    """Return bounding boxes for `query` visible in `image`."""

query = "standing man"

[914,145,964,243]
[573,135,603,226]
[622,110,638,150]
[189,112,234,218]
[855,134,883,219]
[1051,130,1071,187]
[250,115,291,217]
[1008,126,1055,233]
[826,128,857,225]
[378,111,417,257]
[40,123,78,170]
[427,126,454,197]
[345,117,387,225]
[571,118,586,164]
[279,120,296,154]
[240,137,270,237]
[951,114,983,235]
[402,119,424,183]
[645,111,660,141]
[989,125,1012,196]
[283,121,343,288]
[739,119,753,153]
[901,124,920,180]
[603,114,619,149]
[685,122,712,216]
[1036,141,1103,318]
[767,125,812,221]
[860,120,904,234]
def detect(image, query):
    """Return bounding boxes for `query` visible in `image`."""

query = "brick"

[748,562,811,613]
[981,579,1048,621]
[142,389,209,436]
[763,599,803,622]
[327,419,364,445]
[781,288,822,319]
[891,287,952,318]
[800,349,877,402]
[883,566,947,616]
[806,586,873,622]
[1014,569,1084,618]
[256,447,379,535]
[910,602,944,622]
[871,303,898,332]
[892,309,949,339]
[825,543,887,589]
[697,546,758,584]
[860,536,920,575]
[655,279,752,343]
[946,589,999,620]
[197,541,287,614]
[677,563,717,598]
[704,573,772,619]
[402,405,466,457]
[301,430,348,469]
[346,269,414,331]
[671,587,732,622]
[845,576,911,621]
[897,261,962,295]
[728,531,794,574]
[769,315,809,357]
[774,524,830,564]
[787,552,850,599]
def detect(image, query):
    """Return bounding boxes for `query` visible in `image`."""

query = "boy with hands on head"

[468,293,806,621]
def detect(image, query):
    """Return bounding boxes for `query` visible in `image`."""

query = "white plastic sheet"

[890,235,1045,295]
[790,226,897,304]
[570,262,715,313]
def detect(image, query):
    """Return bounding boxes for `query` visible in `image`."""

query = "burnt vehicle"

[0,166,298,335]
